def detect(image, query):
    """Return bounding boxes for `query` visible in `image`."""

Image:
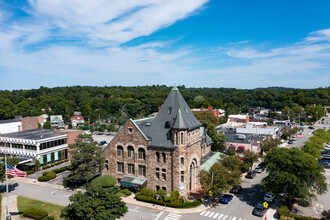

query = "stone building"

[102,87,212,196]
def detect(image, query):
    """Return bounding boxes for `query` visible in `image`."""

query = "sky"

[0,0,329,90]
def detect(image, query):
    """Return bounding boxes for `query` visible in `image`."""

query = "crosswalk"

[164,213,182,220]
[199,211,245,220]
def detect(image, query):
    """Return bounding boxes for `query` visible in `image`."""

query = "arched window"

[162,153,166,163]
[138,148,146,160]
[117,146,124,157]
[181,132,183,145]
[128,146,134,158]
[156,152,160,162]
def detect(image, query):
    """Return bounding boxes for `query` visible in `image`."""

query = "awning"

[120,175,147,187]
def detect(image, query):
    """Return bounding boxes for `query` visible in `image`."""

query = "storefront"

[119,175,147,192]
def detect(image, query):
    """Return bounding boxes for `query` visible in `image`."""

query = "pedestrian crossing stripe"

[164,213,181,220]
[199,211,245,220]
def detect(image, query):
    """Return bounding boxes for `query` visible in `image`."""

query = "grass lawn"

[17,196,65,220]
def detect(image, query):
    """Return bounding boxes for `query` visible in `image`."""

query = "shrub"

[23,208,48,219]
[140,187,154,196]
[48,216,55,220]
[278,205,318,220]
[52,166,68,174]
[26,170,35,175]
[156,189,167,200]
[170,191,180,201]
[90,175,115,188]
[163,196,172,203]
[38,171,56,182]
[122,189,132,196]
[135,193,201,209]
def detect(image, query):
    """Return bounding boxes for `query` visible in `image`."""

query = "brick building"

[191,106,225,122]
[103,87,212,196]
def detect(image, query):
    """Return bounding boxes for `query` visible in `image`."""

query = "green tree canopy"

[262,148,327,206]
[65,134,105,188]
[61,184,127,220]
[260,137,282,153]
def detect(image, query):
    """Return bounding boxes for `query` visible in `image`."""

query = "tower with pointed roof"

[103,87,212,196]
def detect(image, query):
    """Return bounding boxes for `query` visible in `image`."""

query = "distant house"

[50,115,65,128]
[70,116,85,128]
[191,106,225,121]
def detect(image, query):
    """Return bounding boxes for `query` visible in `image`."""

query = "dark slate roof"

[137,87,202,149]
[0,119,18,124]
[217,128,266,143]
[0,129,66,140]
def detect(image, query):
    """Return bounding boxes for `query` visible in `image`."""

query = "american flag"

[6,163,27,177]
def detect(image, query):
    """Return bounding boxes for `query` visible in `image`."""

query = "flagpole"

[5,153,11,219]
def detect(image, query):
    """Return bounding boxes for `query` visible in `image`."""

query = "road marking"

[209,212,215,217]
[222,215,228,220]
[50,190,56,195]
[154,211,163,220]
[128,206,139,212]
[213,213,219,218]
[164,213,181,220]
[200,211,206,215]
[313,203,324,215]
[232,217,237,220]
[217,214,224,219]
[204,211,211,216]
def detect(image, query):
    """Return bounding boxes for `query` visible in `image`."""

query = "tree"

[193,111,218,127]
[208,125,227,152]
[34,160,41,171]
[243,150,258,168]
[61,183,127,220]
[0,98,15,120]
[200,154,244,198]
[260,137,281,153]
[262,148,327,207]
[43,121,52,129]
[65,134,105,188]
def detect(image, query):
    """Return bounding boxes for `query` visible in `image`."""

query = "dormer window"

[128,127,133,133]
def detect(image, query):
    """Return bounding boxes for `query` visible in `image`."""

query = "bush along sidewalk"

[23,208,55,220]
[135,188,201,209]
[42,159,69,170]
[38,171,56,182]
[278,205,319,220]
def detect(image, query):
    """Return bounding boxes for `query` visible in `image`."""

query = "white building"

[0,120,22,135]
[236,124,280,139]
[0,129,68,165]
[50,115,65,128]
[70,116,85,128]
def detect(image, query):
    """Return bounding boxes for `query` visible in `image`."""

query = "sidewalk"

[1,193,22,220]
[122,194,211,214]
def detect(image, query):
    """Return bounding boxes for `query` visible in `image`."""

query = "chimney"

[158,106,162,112]
[208,106,213,111]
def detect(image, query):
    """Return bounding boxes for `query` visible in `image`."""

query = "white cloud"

[26,0,208,44]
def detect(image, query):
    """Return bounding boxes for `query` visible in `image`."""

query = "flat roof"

[0,119,19,124]
[0,129,66,140]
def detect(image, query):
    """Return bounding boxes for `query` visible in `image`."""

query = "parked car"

[245,171,256,179]
[219,194,234,204]
[98,141,107,146]
[321,154,330,160]
[291,137,297,141]
[230,186,242,194]
[288,140,294,144]
[263,192,275,203]
[321,150,330,154]
[318,160,330,169]
[252,203,266,217]
[254,167,264,173]
[308,126,315,129]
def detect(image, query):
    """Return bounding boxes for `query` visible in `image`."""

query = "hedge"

[52,166,68,174]
[91,175,115,188]
[27,170,35,175]
[38,171,56,182]
[42,159,69,170]
[23,208,48,219]
[135,193,201,208]
[278,205,318,220]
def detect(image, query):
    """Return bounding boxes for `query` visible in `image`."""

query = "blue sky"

[0,0,329,90]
